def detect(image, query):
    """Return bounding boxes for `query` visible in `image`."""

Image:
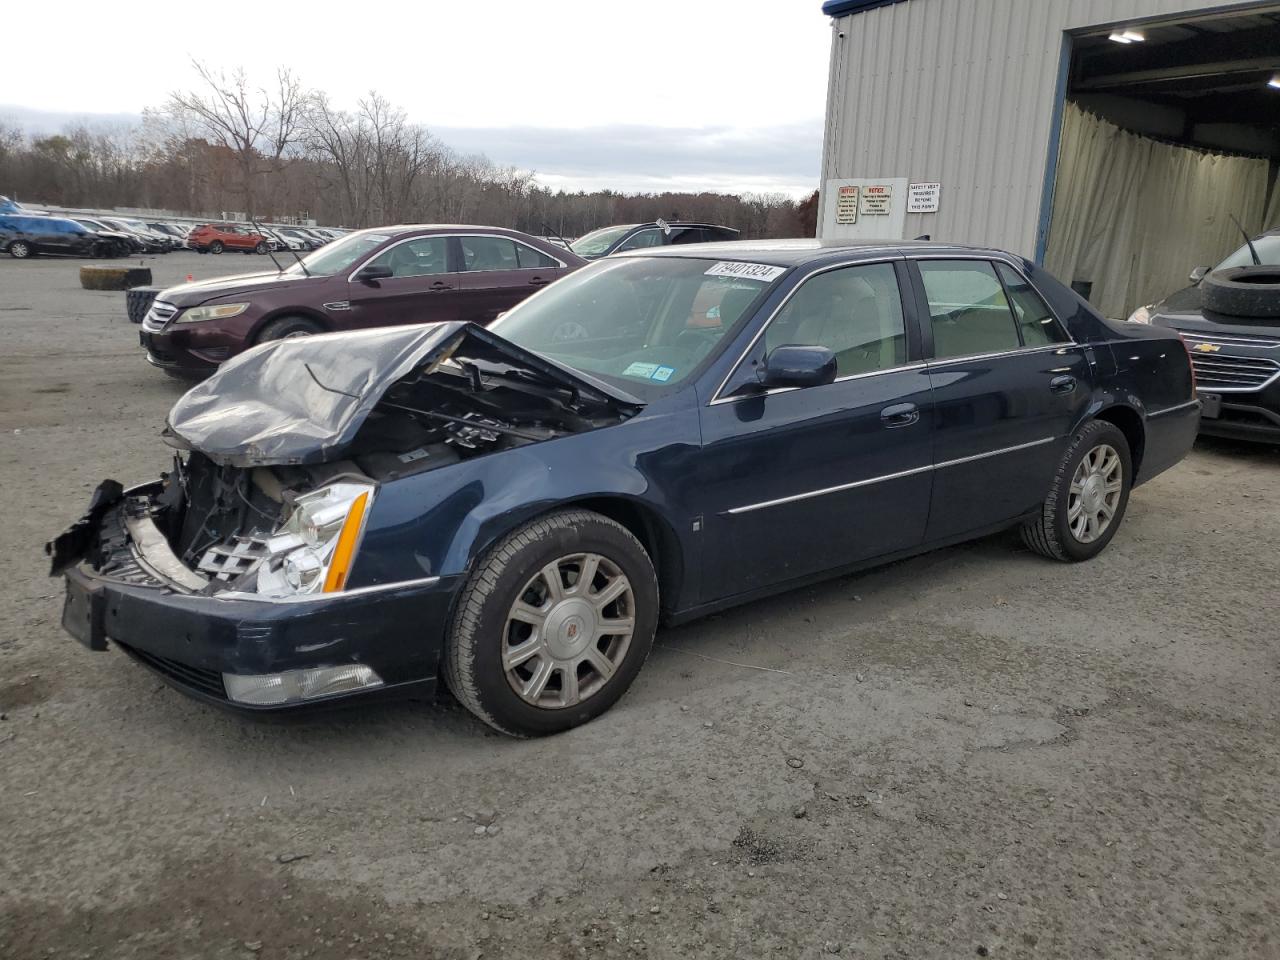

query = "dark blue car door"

[695,259,934,602]
[907,257,1091,541]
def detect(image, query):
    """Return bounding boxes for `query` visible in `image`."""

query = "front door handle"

[428,281,452,291]
[529,276,551,286]
[1050,375,1077,394]
[880,402,920,428]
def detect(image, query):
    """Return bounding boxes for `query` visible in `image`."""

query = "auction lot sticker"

[705,261,787,282]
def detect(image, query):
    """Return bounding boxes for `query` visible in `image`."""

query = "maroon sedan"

[140,226,585,375]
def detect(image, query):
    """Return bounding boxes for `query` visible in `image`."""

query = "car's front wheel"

[255,315,323,342]
[208,240,224,254]
[8,240,33,259]
[444,510,659,736]
[1022,419,1132,562]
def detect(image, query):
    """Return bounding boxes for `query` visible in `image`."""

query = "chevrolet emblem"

[1192,342,1220,353]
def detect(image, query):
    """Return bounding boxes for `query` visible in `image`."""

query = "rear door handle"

[880,402,920,428]
[428,281,452,291]
[1050,375,1077,394]
[529,276,551,286]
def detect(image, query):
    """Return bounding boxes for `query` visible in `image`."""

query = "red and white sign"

[835,185,859,224]
[859,183,893,216]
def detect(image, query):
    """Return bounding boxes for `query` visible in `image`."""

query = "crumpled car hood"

[164,321,640,467]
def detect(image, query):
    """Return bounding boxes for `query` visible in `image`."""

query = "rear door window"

[918,260,1020,360]
[460,236,519,272]
[995,263,1071,347]
[515,242,559,269]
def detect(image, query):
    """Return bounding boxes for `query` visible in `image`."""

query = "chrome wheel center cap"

[544,598,596,660]
[1082,474,1104,513]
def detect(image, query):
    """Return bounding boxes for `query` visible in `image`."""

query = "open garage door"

[1043,7,1280,320]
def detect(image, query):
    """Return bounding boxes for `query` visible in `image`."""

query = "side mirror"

[758,345,837,389]
[354,264,393,283]
[1189,265,1211,284]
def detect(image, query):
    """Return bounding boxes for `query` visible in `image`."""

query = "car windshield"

[490,256,782,400]
[1216,234,1280,270]
[283,231,392,277]
[570,225,635,257]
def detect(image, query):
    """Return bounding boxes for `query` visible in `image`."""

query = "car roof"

[615,237,1013,267]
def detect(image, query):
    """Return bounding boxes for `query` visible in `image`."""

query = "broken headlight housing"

[251,482,375,599]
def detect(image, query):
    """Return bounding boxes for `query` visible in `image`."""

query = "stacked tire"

[1201,266,1280,319]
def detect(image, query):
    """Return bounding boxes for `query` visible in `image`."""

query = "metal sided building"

[817,0,1280,318]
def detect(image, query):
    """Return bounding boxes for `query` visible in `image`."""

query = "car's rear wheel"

[1022,419,1132,562]
[9,240,33,259]
[208,240,224,254]
[444,509,659,736]
[255,315,323,343]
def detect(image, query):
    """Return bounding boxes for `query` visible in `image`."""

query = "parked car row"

[0,213,176,259]
[187,222,347,256]
[0,200,351,259]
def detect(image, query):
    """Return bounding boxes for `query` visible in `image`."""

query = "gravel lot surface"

[2,251,1278,959]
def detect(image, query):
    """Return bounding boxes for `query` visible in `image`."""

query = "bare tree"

[166,62,311,216]
[305,93,372,225]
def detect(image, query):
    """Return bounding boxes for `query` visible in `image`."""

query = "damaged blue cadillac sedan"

[48,240,1200,736]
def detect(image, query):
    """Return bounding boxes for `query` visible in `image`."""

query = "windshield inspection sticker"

[704,261,787,283]
[651,366,675,382]
[623,362,660,379]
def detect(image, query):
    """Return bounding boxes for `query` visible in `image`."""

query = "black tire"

[126,286,161,324]
[1201,266,1280,319]
[255,315,323,343]
[8,240,33,259]
[444,509,659,736]
[1022,420,1132,562]
[208,240,224,255]
[255,241,269,255]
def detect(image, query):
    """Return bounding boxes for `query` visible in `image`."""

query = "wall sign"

[820,177,908,240]
[835,185,859,224]
[907,182,941,213]
[859,183,893,216]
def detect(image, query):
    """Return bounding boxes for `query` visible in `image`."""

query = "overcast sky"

[2,1,832,197]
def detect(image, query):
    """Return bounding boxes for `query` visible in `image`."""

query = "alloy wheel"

[502,553,635,709]
[1067,443,1123,544]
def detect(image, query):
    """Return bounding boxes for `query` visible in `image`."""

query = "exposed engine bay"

[167,364,624,587]
[60,322,639,600]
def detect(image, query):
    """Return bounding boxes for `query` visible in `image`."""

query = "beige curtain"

[1044,102,1272,319]
[1267,174,1280,231]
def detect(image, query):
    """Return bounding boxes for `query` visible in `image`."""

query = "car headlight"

[175,302,251,324]
[251,482,375,599]
[1127,304,1153,324]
